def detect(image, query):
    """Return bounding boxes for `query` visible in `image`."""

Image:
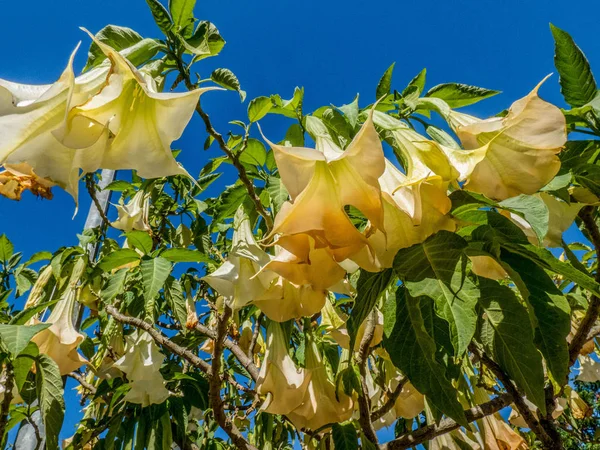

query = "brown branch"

[247,313,264,359]
[371,376,408,422]
[209,304,258,450]
[355,311,378,446]
[382,393,513,450]
[0,362,14,442]
[85,173,111,228]
[68,372,97,395]
[569,206,600,366]
[472,344,560,449]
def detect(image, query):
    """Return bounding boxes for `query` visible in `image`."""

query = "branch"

[569,206,600,366]
[85,173,111,229]
[0,362,14,442]
[355,311,378,445]
[381,393,513,450]
[209,304,258,450]
[371,376,408,422]
[68,372,97,395]
[472,344,559,449]
[247,313,263,359]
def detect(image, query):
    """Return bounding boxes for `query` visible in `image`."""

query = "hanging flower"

[576,354,600,382]
[113,329,170,407]
[0,163,55,200]
[321,300,384,351]
[203,207,277,310]
[469,255,508,280]
[264,111,385,265]
[448,77,567,200]
[56,29,216,181]
[286,331,354,430]
[256,322,309,415]
[111,189,151,232]
[31,286,87,376]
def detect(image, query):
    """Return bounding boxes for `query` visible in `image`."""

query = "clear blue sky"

[1,0,599,444]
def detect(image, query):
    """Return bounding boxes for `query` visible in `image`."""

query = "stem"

[85,173,111,229]
[355,311,378,445]
[209,304,258,450]
[0,362,14,443]
[371,376,408,422]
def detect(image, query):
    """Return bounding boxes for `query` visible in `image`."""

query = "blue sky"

[2,0,600,445]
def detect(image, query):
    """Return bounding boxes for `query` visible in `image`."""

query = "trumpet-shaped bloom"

[0,48,109,200]
[509,397,565,428]
[286,332,353,430]
[393,382,425,419]
[502,193,583,248]
[257,322,309,415]
[449,78,567,200]
[31,287,87,375]
[113,329,170,407]
[266,112,385,264]
[474,388,527,450]
[321,300,384,351]
[0,163,55,200]
[57,30,215,180]
[430,429,482,450]
[203,208,277,310]
[111,189,151,232]
[363,160,455,269]
[576,354,600,382]
[254,278,327,322]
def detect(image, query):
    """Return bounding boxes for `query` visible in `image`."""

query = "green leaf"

[36,354,65,450]
[247,96,272,122]
[426,125,461,149]
[239,138,267,166]
[476,278,546,412]
[145,0,174,34]
[100,269,129,304]
[268,87,304,118]
[404,68,427,96]
[279,123,305,147]
[165,279,187,328]
[0,323,50,356]
[141,257,172,303]
[14,342,39,392]
[126,230,153,255]
[501,251,571,384]
[97,248,141,271]
[499,194,549,243]
[550,24,597,107]
[15,267,38,297]
[9,299,59,325]
[186,21,225,61]
[161,248,212,264]
[211,68,245,101]
[338,95,360,127]
[425,83,500,108]
[266,176,289,214]
[347,269,393,352]
[331,423,358,450]
[383,286,467,425]
[169,0,196,29]
[212,184,248,224]
[376,62,395,100]
[393,231,479,355]
[26,251,52,266]
[0,234,13,264]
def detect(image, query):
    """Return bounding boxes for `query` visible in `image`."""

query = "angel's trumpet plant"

[111,189,151,232]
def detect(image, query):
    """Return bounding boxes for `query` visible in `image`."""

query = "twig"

[371,376,408,422]
[68,372,97,395]
[382,393,513,450]
[247,313,264,359]
[85,173,111,228]
[0,362,14,442]
[569,206,600,366]
[209,304,258,450]
[355,311,378,445]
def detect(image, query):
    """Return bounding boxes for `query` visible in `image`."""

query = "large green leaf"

[165,278,187,329]
[141,257,173,303]
[160,248,212,264]
[145,0,174,35]
[169,0,196,29]
[376,62,395,100]
[550,24,597,107]
[477,278,546,412]
[383,287,467,425]
[498,194,549,243]
[425,83,499,108]
[97,248,141,271]
[36,354,65,450]
[247,96,272,122]
[0,323,50,356]
[0,234,13,265]
[212,184,248,224]
[501,251,571,383]
[211,68,245,101]
[126,230,153,255]
[393,231,479,355]
[331,423,358,450]
[266,176,289,214]
[347,269,394,352]
[100,269,129,304]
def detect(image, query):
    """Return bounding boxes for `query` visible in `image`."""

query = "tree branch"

[68,372,97,395]
[209,304,258,450]
[85,173,111,229]
[0,362,14,443]
[381,393,513,450]
[247,313,263,359]
[371,376,408,422]
[355,311,378,446]
[569,206,600,366]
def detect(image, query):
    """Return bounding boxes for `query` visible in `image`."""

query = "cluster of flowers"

[0,30,213,203]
